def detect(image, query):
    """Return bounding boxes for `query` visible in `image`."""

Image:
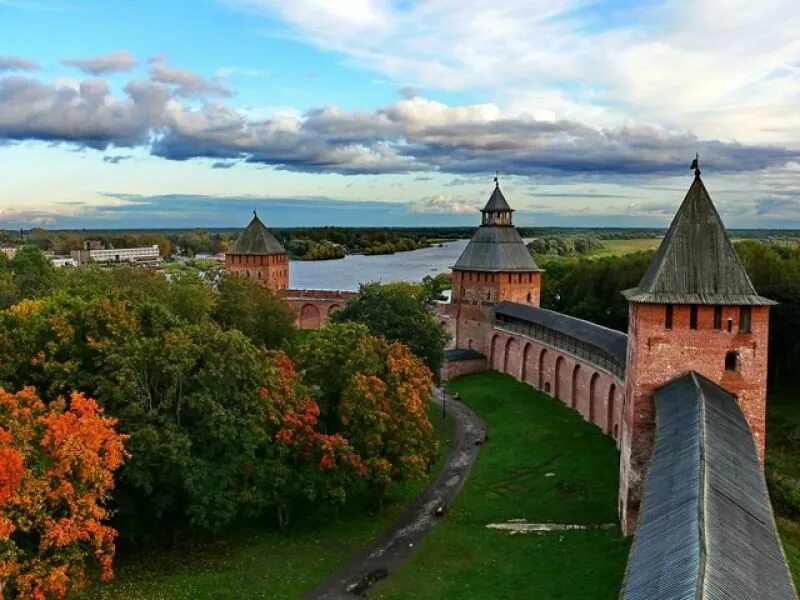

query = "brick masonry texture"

[618,302,770,534]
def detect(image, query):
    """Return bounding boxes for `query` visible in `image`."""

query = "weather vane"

[690,153,700,176]
[494,171,499,186]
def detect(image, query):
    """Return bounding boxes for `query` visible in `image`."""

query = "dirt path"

[305,388,486,599]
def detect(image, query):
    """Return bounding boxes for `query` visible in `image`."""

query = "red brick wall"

[485,328,624,445]
[441,357,488,381]
[283,289,357,330]
[225,252,289,294]
[619,302,770,534]
[451,269,540,354]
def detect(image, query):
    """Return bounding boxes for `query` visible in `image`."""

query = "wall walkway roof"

[622,372,796,600]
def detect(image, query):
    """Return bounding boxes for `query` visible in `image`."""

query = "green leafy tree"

[9,246,57,299]
[331,282,449,374]
[214,274,296,349]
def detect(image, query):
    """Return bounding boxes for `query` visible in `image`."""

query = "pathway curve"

[305,388,486,599]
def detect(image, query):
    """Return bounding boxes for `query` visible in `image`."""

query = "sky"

[0,0,799,229]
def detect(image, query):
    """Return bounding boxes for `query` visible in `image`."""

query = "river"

[289,239,469,291]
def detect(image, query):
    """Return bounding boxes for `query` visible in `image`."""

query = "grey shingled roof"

[623,174,775,305]
[622,372,797,600]
[482,184,513,212]
[494,301,628,369]
[454,184,540,272]
[229,213,286,255]
[454,226,541,272]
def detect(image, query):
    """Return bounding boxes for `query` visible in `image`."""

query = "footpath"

[306,388,486,599]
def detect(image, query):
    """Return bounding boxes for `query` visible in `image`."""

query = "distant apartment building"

[71,241,162,266]
[50,255,77,267]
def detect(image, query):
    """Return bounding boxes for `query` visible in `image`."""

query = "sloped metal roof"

[482,184,513,212]
[229,213,286,255]
[622,372,797,600]
[623,174,775,306]
[494,301,628,368]
[454,225,541,272]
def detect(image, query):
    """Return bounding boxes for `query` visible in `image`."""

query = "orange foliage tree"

[0,388,127,599]
[298,323,438,506]
[257,353,365,530]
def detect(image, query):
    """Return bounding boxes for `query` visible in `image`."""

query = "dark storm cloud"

[0,56,39,71]
[1,71,798,177]
[62,50,137,75]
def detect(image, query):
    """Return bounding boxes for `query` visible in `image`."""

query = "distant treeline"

[3,226,800,261]
[541,240,800,388]
[0,227,433,261]
[528,235,603,256]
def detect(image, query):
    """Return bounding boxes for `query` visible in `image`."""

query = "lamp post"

[442,390,447,419]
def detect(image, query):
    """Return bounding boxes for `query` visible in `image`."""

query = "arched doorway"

[571,364,581,409]
[503,337,518,375]
[538,349,548,390]
[490,335,501,370]
[328,304,342,317]
[607,384,617,437]
[522,343,533,383]
[589,373,599,424]
[299,304,321,329]
[554,356,565,401]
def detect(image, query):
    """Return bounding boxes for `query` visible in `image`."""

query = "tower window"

[689,305,698,330]
[527,292,532,303]
[725,351,738,372]
[665,305,673,330]
[740,306,752,333]
[713,306,722,330]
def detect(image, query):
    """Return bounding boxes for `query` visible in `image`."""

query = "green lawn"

[766,388,800,587]
[87,403,454,600]
[374,372,630,599]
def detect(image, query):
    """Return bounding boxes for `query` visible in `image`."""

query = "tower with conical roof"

[618,165,775,534]
[450,179,543,354]
[225,211,289,294]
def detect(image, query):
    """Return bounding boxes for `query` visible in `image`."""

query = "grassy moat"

[374,372,630,599]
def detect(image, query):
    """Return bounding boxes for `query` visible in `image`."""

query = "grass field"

[374,372,630,600]
[87,403,454,600]
[590,238,661,257]
[767,388,800,586]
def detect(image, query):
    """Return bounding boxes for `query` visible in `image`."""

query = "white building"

[1,247,17,260]
[50,255,77,267]
[71,245,161,266]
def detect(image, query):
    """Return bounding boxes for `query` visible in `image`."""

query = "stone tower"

[618,170,775,534]
[451,180,542,354]
[225,211,289,294]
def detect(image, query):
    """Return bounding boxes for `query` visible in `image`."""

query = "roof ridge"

[693,370,710,600]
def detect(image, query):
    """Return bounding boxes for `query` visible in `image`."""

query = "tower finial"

[253,208,258,218]
[494,171,499,187]
[690,153,700,177]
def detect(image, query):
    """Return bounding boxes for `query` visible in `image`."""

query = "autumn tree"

[298,324,438,505]
[331,282,449,374]
[0,388,126,599]
[249,353,365,530]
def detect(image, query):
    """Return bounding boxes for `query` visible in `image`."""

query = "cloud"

[62,50,137,75]
[103,155,132,164]
[0,56,39,71]
[410,193,481,214]
[0,75,170,148]
[228,1,800,145]
[150,62,231,97]
[1,72,798,176]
